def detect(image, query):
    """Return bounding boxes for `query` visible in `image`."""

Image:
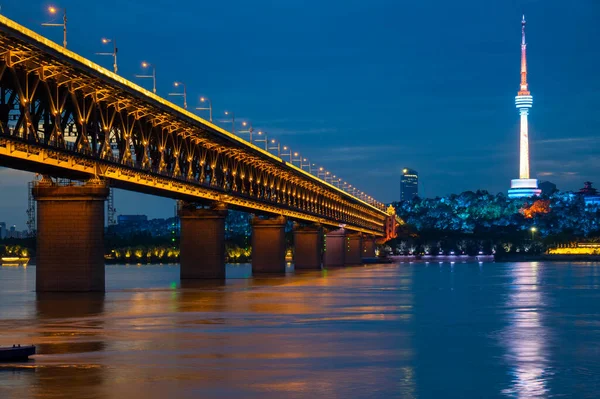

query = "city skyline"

[0,0,598,226]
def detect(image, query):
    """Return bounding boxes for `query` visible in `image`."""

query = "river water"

[0,261,599,398]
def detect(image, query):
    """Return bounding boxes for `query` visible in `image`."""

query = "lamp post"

[238,121,253,142]
[301,158,311,173]
[331,175,340,188]
[195,97,212,122]
[530,226,537,240]
[281,146,292,163]
[254,131,267,150]
[96,38,118,73]
[168,81,187,109]
[317,167,326,180]
[42,6,67,48]
[135,62,156,94]
[268,138,280,156]
[224,111,235,135]
[292,151,303,167]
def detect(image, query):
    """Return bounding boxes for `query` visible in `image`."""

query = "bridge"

[0,15,397,292]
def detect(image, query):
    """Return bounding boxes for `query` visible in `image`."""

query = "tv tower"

[508,15,541,198]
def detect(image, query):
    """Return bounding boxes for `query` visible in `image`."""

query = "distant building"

[0,222,6,239]
[400,168,418,201]
[539,181,557,196]
[578,182,600,206]
[117,215,148,225]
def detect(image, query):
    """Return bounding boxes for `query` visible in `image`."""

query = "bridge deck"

[0,15,389,236]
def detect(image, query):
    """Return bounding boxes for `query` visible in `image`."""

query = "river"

[1,261,599,398]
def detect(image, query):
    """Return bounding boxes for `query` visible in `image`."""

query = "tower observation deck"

[508,15,541,199]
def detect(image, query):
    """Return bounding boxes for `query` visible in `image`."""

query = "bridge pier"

[293,223,322,270]
[363,236,377,258]
[33,179,109,292]
[345,232,363,266]
[323,228,346,268]
[179,202,228,279]
[251,215,287,273]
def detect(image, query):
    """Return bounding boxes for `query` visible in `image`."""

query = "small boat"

[0,345,36,361]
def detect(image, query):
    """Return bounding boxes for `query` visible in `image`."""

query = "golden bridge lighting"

[0,12,389,242]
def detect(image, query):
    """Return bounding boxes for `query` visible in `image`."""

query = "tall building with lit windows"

[508,15,541,198]
[400,168,418,201]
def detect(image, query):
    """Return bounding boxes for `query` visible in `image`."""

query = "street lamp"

[135,62,156,94]
[281,146,292,163]
[311,163,318,176]
[168,81,187,109]
[301,158,311,173]
[238,121,253,142]
[96,38,118,73]
[254,131,267,150]
[224,111,235,135]
[42,5,67,48]
[530,226,537,240]
[268,138,280,156]
[195,97,212,122]
[292,151,303,167]
[317,167,326,179]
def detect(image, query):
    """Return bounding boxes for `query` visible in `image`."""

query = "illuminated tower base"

[508,178,541,198]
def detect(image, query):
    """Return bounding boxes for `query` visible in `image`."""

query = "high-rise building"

[0,222,6,239]
[400,168,418,201]
[508,15,541,199]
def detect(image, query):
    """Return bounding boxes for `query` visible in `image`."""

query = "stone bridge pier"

[323,228,346,268]
[33,178,109,292]
[251,215,287,273]
[363,236,377,258]
[344,232,363,266]
[293,223,323,270]
[179,202,228,279]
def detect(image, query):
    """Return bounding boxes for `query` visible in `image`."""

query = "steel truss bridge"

[0,15,391,237]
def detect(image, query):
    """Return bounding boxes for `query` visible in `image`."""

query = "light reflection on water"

[0,262,599,398]
[500,262,550,398]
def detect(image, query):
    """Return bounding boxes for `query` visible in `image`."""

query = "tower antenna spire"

[519,14,529,95]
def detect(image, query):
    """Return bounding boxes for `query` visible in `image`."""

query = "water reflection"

[5,262,599,397]
[501,263,551,398]
[35,293,106,355]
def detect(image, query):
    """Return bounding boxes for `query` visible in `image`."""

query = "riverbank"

[390,255,495,263]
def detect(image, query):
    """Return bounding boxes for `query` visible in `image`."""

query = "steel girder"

[0,16,388,236]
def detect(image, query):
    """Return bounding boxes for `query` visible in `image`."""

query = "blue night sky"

[0,0,599,227]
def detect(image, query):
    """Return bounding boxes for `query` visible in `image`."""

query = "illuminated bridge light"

[0,14,390,236]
